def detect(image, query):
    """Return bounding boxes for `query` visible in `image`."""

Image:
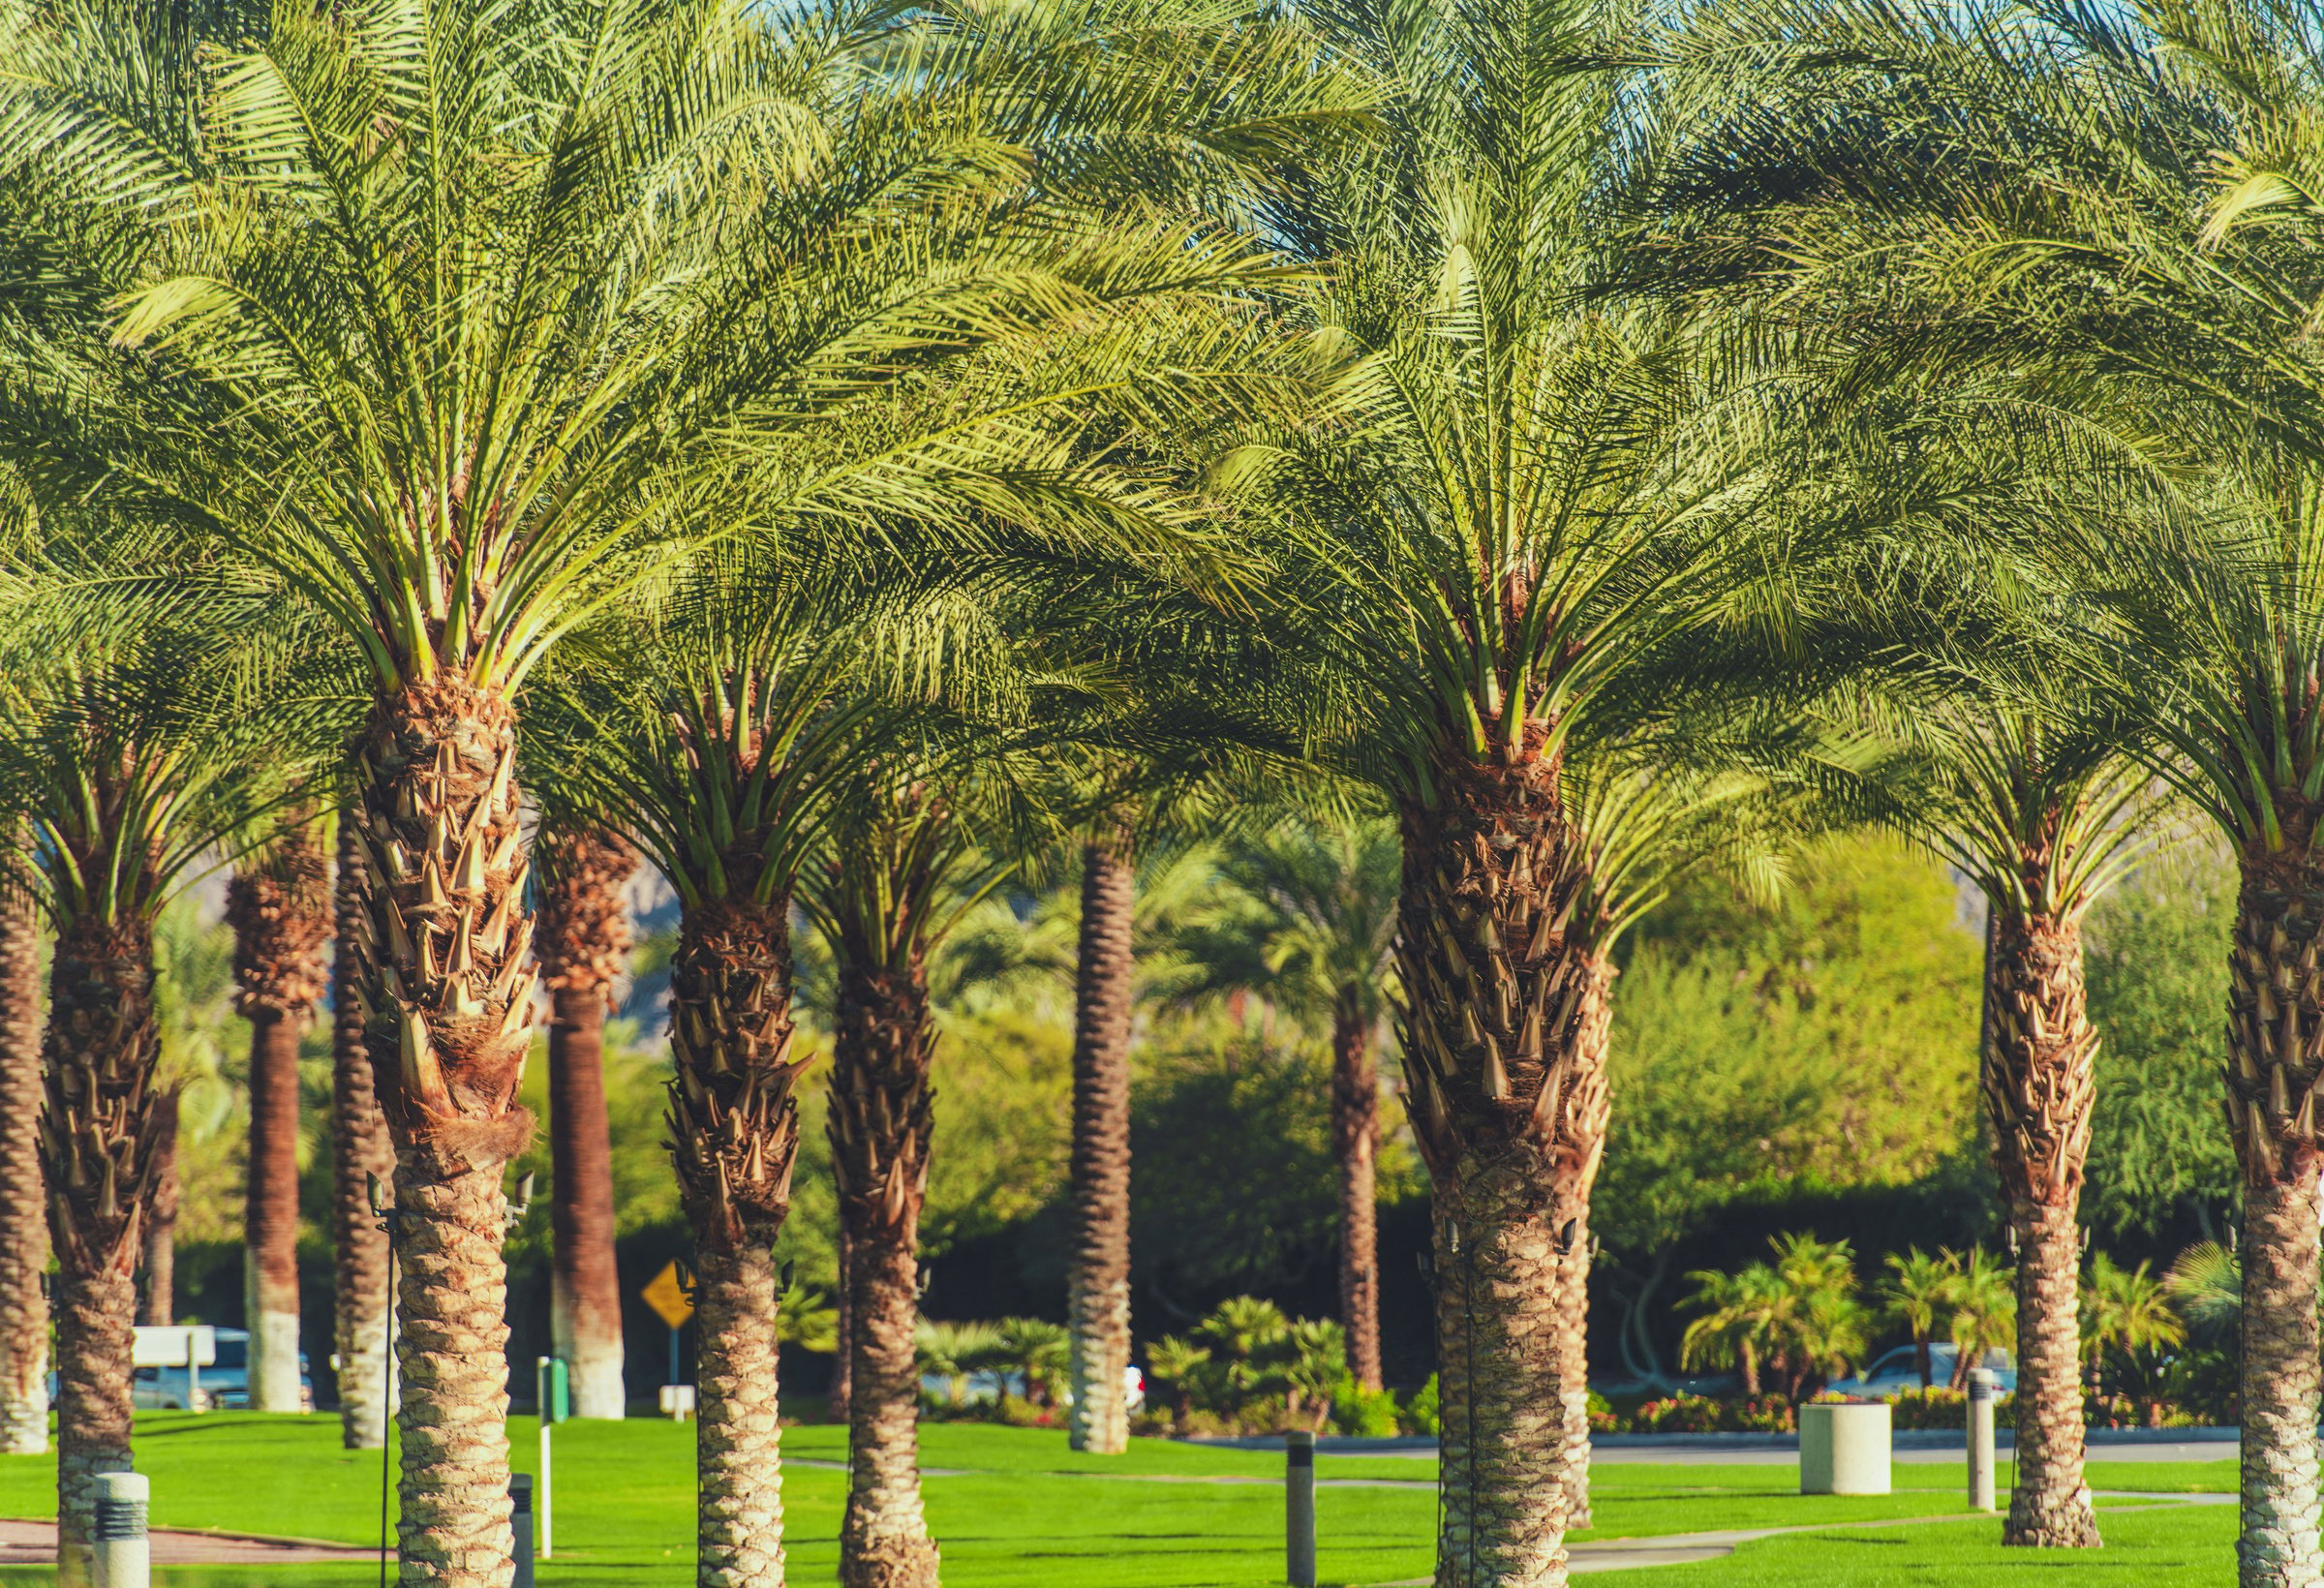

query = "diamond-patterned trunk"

[0,876,47,1455]
[1066,837,1134,1456]
[832,962,939,1588]
[1397,755,1599,1588]
[1983,909,2099,1548]
[332,816,398,1451]
[2227,841,2324,1588]
[668,895,809,1587]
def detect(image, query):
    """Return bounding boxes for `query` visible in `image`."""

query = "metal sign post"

[642,1260,696,1408]
[1285,1431,1316,1587]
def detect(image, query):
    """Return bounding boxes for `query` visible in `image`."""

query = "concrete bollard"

[1798,1402,1892,1495]
[1968,1369,1998,1512]
[509,1473,535,1588]
[1285,1430,1316,1587]
[92,1471,149,1588]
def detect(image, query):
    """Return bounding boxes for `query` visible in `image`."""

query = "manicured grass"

[0,1415,2234,1586]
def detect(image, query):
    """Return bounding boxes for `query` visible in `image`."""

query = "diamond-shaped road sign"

[642,1260,694,1330]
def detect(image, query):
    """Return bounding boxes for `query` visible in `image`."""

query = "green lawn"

[0,1415,2238,1586]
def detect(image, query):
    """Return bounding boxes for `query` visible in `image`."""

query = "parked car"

[1825,1344,2017,1398]
[130,1327,314,1411]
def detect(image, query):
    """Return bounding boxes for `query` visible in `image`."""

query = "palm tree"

[534,825,637,1420]
[1945,1248,2018,1392]
[0,556,321,1576]
[330,812,397,1451]
[1067,823,1139,1456]
[1679,1265,1783,1397]
[2082,1255,2185,1400]
[0,1,1362,1571]
[1880,1250,1960,1391]
[228,827,332,1413]
[1177,812,1400,1390]
[1848,700,2159,1542]
[1653,0,2324,1573]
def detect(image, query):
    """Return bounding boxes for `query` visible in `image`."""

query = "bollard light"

[1285,1430,1316,1588]
[1967,1368,1999,1513]
[92,1471,149,1588]
[509,1473,535,1588]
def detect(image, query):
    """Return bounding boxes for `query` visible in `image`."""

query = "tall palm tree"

[1650,3,2324,1571]
[1066,822,1139,1456]
[0,1,1361,1572]
[0,554,321,1577]
[228,827,332,1413]
[0,861,45,1454]
[1216,0,1816,1565]
[331,812,398,1451]
[1176,812,1400,1390]
[1854,702,2159,1543]
[533,825,637,1420]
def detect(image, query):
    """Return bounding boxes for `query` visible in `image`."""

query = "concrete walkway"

[0,1518,379,1565]
[1368,1493,2235,1583]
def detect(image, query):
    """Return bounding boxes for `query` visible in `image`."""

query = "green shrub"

[1330,1384,1401,1438]
[1403,1375,1440,1436]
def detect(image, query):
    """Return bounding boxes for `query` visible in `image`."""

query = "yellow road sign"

[643,1261,694,1329]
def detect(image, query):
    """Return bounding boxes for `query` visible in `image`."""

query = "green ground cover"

[0,1416,2234,1586]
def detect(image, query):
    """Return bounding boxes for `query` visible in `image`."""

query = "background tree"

[227,827,331,1413]
[330,813,397,1451]
[533,825,637,1420]
[0,861,41,1453]
[1879,1249,1958,1390]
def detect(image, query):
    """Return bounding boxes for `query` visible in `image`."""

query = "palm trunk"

[354,682,537,1588]
[696,1238,786,1587]
[536,828,636,1421]
[1738,1339,1758,1399]
[229,834,331,1415]
[1553,963,1611,1533]
[1066,836,1135,1455]
[831,962,939,1588]
[669,896,809,1588]
[1984,907,2099,1549]
[2229,854,2324,1588]
[0,876,45,1454]
[1331,1003,1383,1395]
[43,916,165,1583]
[831,1223,853,1425]
[1397,759,1596,1588]
[332,816,398,1451]
[138,1093,178,1328]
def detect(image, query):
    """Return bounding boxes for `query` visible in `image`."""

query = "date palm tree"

[228,827,332,1413]
[1648,2,2324,1570]
[1215,0,1819,1566]
[0,860,41,1455]
[533,824,637,1420]
[0,546,324,1577]
[1175,811,1400,1390]
[330,810,398,1451]
[0,0,1364,1574]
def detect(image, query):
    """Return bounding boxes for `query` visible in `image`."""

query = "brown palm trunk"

[1331,1003,1383,1394]
[43,916,166,1584]
[1553,962,1611,1534]
[332,815,398,1451]
[831,961,939,1588]
[669,896,809,1587]
[354,682,537,1588]
[1066,836,1135,1455]
[229,835,331,1414]
[1396,757,1598,1588]
[536,828,635,1420]
[831,1222,853,1424]
[1984,907,2099,1548]
[0,875,45,1453]
[138,1093,178,1329]
[2228,853,2324,1588]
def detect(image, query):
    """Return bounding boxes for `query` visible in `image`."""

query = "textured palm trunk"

[831,962,939,1588]
[1552,964,1610,1534]
[536,829,635,1420]
[1397,755,1598,1588]
[42,917,166,1582]
[332,816,398,1451]
[230,835,332,1415]
[831,1224,853,1425]
[0,878,44,1454]
[2227,846,2324,1588]
[1066,836,1135,1455]
[138,1093,178,1328]
[1330,1004,1383,1394]
[669,896,809,1588]
[353,681,537,1588]
[1983,908,2099,1548]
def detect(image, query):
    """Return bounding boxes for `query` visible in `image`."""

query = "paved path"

[0,1518,378,1565]
[1366,1493,2234,1583]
